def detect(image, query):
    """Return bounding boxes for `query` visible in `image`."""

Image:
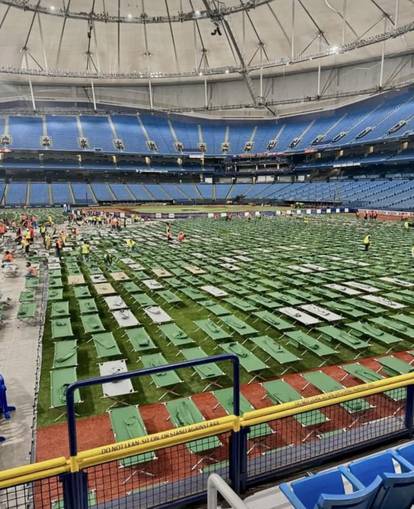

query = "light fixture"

[199,71,203,76]
[330,45,339,54]
[194,10,201,17]
[127,13,132,19]
[225,68,230,74]
[50,5,55,10]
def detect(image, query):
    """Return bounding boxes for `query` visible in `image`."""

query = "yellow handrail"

[0,372,412,489]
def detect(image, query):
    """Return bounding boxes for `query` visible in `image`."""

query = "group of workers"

[166,223,186,242]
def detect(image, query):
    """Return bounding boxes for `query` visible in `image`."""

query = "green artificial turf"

[37,214,414,427]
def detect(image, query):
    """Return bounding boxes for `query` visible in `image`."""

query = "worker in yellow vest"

[81,240,91,261]
[126,238,136,250]
[363,234,371,251]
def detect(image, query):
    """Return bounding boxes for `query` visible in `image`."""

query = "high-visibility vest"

[363,235,371,245]
[81,244,90,254]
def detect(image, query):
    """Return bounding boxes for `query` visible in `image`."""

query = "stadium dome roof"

[1,0,414,83]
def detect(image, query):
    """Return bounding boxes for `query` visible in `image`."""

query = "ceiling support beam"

[164,0,180,73]
[379,17,387,88]
[201,0,258,105]
[55,0,71,68]
[291,0,295,59]
[28,78,36,111]
[90,79,96,110]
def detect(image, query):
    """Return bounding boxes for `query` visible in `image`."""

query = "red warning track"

[35,351,413,507]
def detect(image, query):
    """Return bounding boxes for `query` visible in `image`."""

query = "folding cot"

[122,282,141,294]
[278,307,321,326]
[254,311,293,331]
[50,301,70,318]
[17,302,37,320]
[385,291,414,305]
[250,336,300,365]
[78,298,98,314]
[73,286,91,298]
[109,406,156,467]
[317,325,369,351]
[343,298,384,314]
[81,314,105,334]
[165,398,221,458]
[126,327,157,352]
[346,322,400,346]
[393,313,414,328]
[131,293,156,307]
[52,340,78,368]
[50,367,80,408]
[377,356,414,376]
[92,332,121,358]
[48,289,64,301]
[195,319,231,340]
[181,346,224,383]
[110,271,130,281]
[342,363,404,401]
[285,330,336,357]
[304,371,372,413]
[267,292,302,306]
[140,353,182,397]
[104,295,128,310]
[323,301,367,319]
[220,342,267,376]
[158,323,193,347]
[220,315,258,336]
[49,277,63,289]
[158,290,183,304]
[370,316,414,338]
[67,275,85,285]
[287,289,321,303]
[262,380,327,426]
[51,318,74,339]
[200,300,230,317]
[224,297,257,312]
[213,387,273,439]
[20,290,35,302]
[180,287,205,301]
[99,360,134,398]
[113,309,139,328]
[246,293,279,309]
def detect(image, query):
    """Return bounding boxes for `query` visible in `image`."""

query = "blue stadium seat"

[51,183,72,205]
[111,115,149,153]
[396,442,414,465]
[71,183,96,204]
[46,115,79,150]
[342,451,414,509]
[9,116,43,150]
[109,184,133,201]
[29,183,50,205]
[280,469,381,509]
[6,183,27,206]
[79,116,114,152]
[91,183,114,201]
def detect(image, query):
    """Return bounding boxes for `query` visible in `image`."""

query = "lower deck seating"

[2,179,414,208]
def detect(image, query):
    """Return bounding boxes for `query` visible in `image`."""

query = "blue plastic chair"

[342,450,414,509]
[396,442,414,465]
[280,468,382,509]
